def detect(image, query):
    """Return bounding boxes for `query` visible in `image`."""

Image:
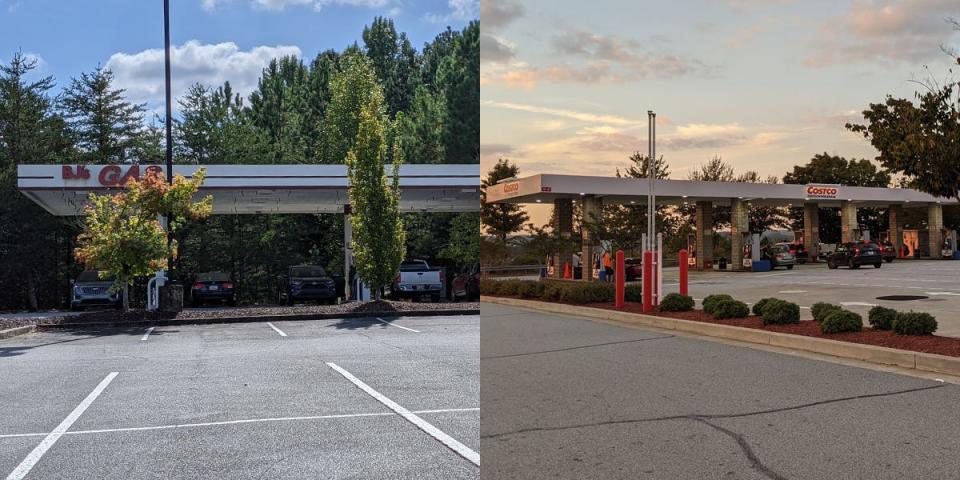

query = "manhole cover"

[876,295,928,301]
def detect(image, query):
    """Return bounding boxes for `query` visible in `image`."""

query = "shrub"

[540,281,564,301]
[811,302,843,322]
[868,306,897,330]
[625,284,643,303]
[479,278,500,295]
[761,299,800,325]
[752,298,776,316]
[702,294,734,315]
[516,281,541,299]
[711,299,750,319]
[659,293,694,312]
[820,310,863,334]
[892,312,938,335]
[497,279,522,296]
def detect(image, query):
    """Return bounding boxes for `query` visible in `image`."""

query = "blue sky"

[480,0,960,224]
[0,0,477,112]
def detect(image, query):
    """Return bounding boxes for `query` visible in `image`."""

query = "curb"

[0,325,37,340]
[482,296,960,377]
[35,309,480,330]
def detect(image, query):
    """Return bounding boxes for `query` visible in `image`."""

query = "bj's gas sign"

[61,165,164,187]
[804,184,840,199]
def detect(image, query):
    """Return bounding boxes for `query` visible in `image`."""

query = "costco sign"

[805,184,840,199]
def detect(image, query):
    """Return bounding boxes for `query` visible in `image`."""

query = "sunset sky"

[480,0,960,225]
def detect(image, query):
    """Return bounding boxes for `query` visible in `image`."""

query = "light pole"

[163,0,174,278]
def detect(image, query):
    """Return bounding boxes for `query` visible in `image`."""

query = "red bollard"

[642,250,653,313]
[615,250,625,308]
[679,249,688,296]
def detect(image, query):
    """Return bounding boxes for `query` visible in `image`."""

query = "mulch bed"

[590,301,960,358]
[2,300,479,327]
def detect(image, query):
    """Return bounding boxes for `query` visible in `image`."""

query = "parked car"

[392,260,445,302]
[190,271,236,307]
[880,241,896,263]
[70,271,121,311]
[278,265,338,305]
[777,242,808,264]
[624,258,644,281]
[451,262,480,301]
[763,244,796,270]
[826,242,883,269]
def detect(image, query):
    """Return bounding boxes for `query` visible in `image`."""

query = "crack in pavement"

[483,384,945,479]
[481,383,944,439]
[480,336,676,360]
[693,417,788,480]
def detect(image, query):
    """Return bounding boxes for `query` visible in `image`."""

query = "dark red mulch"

[589,301,960,358]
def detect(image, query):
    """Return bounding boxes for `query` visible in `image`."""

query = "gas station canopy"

[18,164,480,215]
[485,173,959,208]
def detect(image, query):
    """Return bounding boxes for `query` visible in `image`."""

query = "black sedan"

[826,242,883,269]
[191,271,236,307]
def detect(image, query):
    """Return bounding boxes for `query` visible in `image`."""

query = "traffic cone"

[563,262,572,279]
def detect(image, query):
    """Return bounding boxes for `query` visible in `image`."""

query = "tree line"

[0,17,479,310]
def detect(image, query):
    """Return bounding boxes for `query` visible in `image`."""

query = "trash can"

[159,284,183,318]
[718,257,728,270]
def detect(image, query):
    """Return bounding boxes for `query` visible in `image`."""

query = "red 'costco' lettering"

[806,186,838,197]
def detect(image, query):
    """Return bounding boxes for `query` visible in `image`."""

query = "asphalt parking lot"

[663,259,960,336]
[0,314,478,479]
[481,302,960,480]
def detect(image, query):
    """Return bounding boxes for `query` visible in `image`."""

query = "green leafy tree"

[437,20,479,163]
[439,212,479,263]
[363,17,420,116]
[75,170,213,310]
[60,66,148,163]
[396,85,446,164]
[346,91,405,299]
[481,158,528,244]
[323,53,381,165]
[846,87,960,200]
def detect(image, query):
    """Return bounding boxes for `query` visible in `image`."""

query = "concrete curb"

[35,309,480,330]
[0,325,36,340]
[482,296,960,377]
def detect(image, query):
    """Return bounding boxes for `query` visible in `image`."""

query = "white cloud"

[805,0,960,67]
[105,40,302,109]
[481,100,641,126]
[252,0,388,11]
[424,0,478,23]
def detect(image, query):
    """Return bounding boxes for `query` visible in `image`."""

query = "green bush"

[516,280,541,299]
[820,310,863,334]
[497,279,523,296]
[752,298,776,316]
[868,306,897,330]
[892,312,938,335]
[625,284,643,303]
[711,299,750,319]
[559,282,615,304]
[659,293,694,312]
[811,302,843,322]
[702,294,734,315]
[761,299,800,325]
[479,278,500,295]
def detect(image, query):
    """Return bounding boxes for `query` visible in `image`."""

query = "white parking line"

[327,362,479,466]
[376,317,420,333]
[0,407,481,439]
[140,327,155,341]
[266,322,287,337]
[6,372,118,480]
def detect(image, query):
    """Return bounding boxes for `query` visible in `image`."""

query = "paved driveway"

[481,302,960,480]
[0,314,479,479]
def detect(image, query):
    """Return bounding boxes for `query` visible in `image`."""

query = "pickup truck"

[392,260,445,302]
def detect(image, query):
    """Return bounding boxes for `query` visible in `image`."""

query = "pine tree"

[481,158,528,244]
[363,17,420,117]
[396,85,446,164]
[60,66,147,164]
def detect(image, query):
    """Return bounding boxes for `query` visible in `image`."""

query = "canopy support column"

[804,203,820,262]
[695,201,713,270]
[580,195,602,281]
[928,203,943,259]
[730,198,748,271]
[840,201,858,243]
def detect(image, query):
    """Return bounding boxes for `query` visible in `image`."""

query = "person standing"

[603,250,613,283]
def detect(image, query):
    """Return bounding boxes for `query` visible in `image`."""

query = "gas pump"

[742,233,752,270]
[686,234,697,267]
[942,229,955,258]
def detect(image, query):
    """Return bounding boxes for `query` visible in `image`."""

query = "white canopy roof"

[486,173,958,208]
[18,164,479,215]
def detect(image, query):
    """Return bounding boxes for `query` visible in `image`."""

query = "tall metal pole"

[163,0,174,278]
[647,111,656,251]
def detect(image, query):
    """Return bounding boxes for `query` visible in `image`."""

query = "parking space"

[0,314,478,479]
[482,302,960,480]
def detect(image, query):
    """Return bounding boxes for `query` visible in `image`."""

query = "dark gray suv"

[71,271,121,311]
